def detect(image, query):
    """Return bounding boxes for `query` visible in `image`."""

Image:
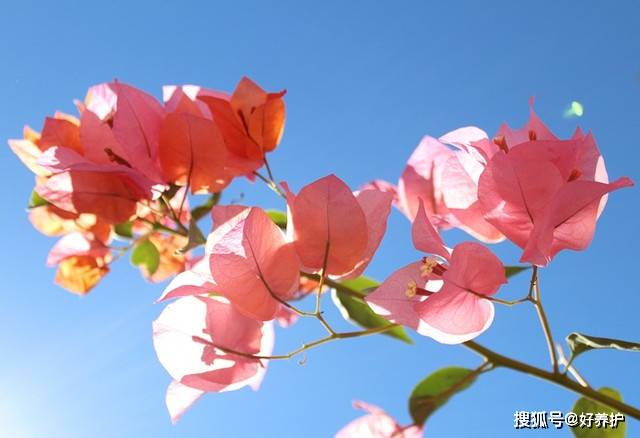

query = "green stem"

[253,171,286,198]
[464,340,640,420]
[314,241,336,335]
[207,324,398,361]
[138,217,187,238]
[530,266,559,373]
[160,195,189,234]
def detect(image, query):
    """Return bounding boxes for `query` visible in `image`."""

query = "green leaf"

[28,190,48,209]
[505,265,529,278]
[409,367,479,425]
[567,333,640,360]
[331,276,412,344]
[179,218,207,254]
[191,193,221,222]
[340,276,379,292]
[571,387,626,438]
[114,221,134,238]
[131,239,161,275]
[266,209,287,229]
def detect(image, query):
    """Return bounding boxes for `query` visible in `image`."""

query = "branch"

[203,324,399,361]
[464,340,640,420]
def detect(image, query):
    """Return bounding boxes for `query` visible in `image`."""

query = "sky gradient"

[1,1,639,437]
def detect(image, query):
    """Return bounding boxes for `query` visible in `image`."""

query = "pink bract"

[206,206,301,321]
[336,401,423,438]
[477,112,633,266]
[153,296,274,423]
[283,174,392,278]
[366,201,506,344]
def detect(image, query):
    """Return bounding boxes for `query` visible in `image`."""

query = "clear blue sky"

[1,1,638,437]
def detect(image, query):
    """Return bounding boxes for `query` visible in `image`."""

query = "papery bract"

[36,168,151,224]
[336,401,423,438]
[366,202,506,344]
[153,296,273,423]
[157,258,217,302]
[477,122,633,266]
[230,76,286,154]
[39,115,83,155]
[206,206,300,320]
[108,81,166,183]
[395,134,503,243]
[54,256,110,295]
[159,111,228,193]
[83,83,117,120]
[397,136,453,222]
[9,82,166,226]
[284,174,391,278]
[8,113,81,177]
[165,84,265,179]
[47,232,111,294]
[197,76,285,160]
[29,203,112,242]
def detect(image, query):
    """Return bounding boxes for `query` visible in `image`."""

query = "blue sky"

[1,1,639,437]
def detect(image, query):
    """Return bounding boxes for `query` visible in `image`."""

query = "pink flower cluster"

[10,77,632,430]
[379,102,632,264]
[9,77,286,293]
[153,175,394,421]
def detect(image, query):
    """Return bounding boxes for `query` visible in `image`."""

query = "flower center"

[492,135,509,153]
[420,256,447,277]
[568,168,582,182]
[405,280,435,298]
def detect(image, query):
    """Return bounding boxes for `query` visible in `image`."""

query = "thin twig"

[556,344,590,388]
[201,324,398,361]
[253,171,286,198]
[530,266,559,373]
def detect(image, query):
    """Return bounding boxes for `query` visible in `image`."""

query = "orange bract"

[159,112,228,194]
[54,255,110,295]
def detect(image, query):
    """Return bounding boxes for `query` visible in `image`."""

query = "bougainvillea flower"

[335,401,423,438]
[157,258,217,302]
[8,113,81,177]
[46,232,111,294]
[478,124,633,266]
[164,84,265,179]
[436,129,505,243]
[8,135,50,176]
[153,295,274,423]
[82,83,117,121]
[159,111,229,193]
[38,115,83,155]
[198,76,286,160]
[158,256,300,331]
[397,136,454,222]
[206,206,300,320]
[283,174,392,278]
[47,232,111,267]
[107,81,166,183]
[36,167,152,224]
[54,256,110,295]
[9,82,168,226]
[395,134,504,243]
[366,202,506,344]
[76,82,167,184]
[29,202,112,242]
